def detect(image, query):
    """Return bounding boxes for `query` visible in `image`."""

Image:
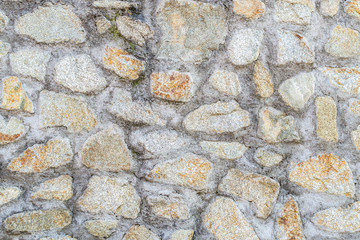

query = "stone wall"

[0,0,360,239]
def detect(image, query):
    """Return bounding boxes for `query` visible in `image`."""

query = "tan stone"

[275,0,315,25]
[84,220,118,238]
[151,71,195,102]
[289,153,355,197]
[103,46,144,80]
[40,236,76,240]
[123,225,160,240]
[200,141,247,160]
[253,60,273,98]
[320,0,340,16]
[4,209,72,233]
[1,76,33,113]
[349,99,360,114]
[146,154,213,190]
[8,137,73,173]
[170,229,194,240]
[325,25,360,58]
[321,67,360,95]
[352,125,360,151]
[203,197,259,240]
[31,175,73,201]
[147,194,189,220]
[96,16,111,34]
[315,96,338,142]
[0,40,10,58]
[0,115,28,145]
[0,187,21,206]
[234,0,265,19]
[77,175,140,219]
[209,70,241,96]
[219,168,280,219]
[39,90,97,133]
[345,0,360,20]
[277,197,305,240]
[254,148,283,167]
[116,16,153,46]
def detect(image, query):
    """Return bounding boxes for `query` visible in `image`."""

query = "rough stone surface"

[31,175,73,201]
[219,168,280,219]
[0,10,9,32]
[147,194,189,220]
[123,225,160,240]
[233,0,265,19]
[1,76,33,113]
[77,175,140,219]
[200,141,247,160]
[93,0,138,9]
[254,148,283,167]
[209,70,241,96]
[349,98,360,114]
[289,153,355,197]
[0,40,10,58]
[0,187,21,206]
[116,16,153,46]
[253,60,274,98]
[325,25,360,58]
[345,0,360,20]
[320,0,340,16]
[84,220,118,238]
[321,67,360,95]
[40,236,76,240]
[275,0,315,25]
[96,16,111,34]
[351,125,360,151]
[0,114,28,145]
[203,197,259,240]
[170,229,194,240]
[315,96,338,142]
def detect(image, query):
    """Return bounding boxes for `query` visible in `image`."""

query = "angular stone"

[0,40,10,58]
[219,168,280,219]
[77,175,140,219]
[277,197,305,240]
[1,76,33,113]
[55,54,106,93]
[289,153,355,197]
[156,0,228,63]
[170,229,194,240]
[4,209,72,233]
[277,30,314,64]
[258,107,300,143]
[81,126,132,172]
[183,100,250,134]
[253,60,274,98]
[40,236,76,240]
[0,115,28,145]
[8,137,73,173]
[315,96,338,142]
[313,201,360,233]
[200,141,247,160]
[84,220,118,238]
[39,90,97,133]
[96,16,111,34]
[209,70,241,96]
[15,4,86,44]
[147,194,189,220]
[234,0,265,19]
[279,72,315,110]
[146,154,213,190]
[345,0,360,20]
[254,148,283,167]
[228,28,263,66]
[320,0,340,16]
[151,71,195,102]
[0,10,8,32]
[325,25,360,58]
[116,16,153,46]
[93,0,138,9]
[321,67,360,95]
[349,98,360,115]
[109,88,166,126]
[0,187,21,206]
[10,48,50,82]
[275,0,315,25]
[31,175,73,201]
[123,225,160,240]
[203,197,259,240]
[351,125,360,151]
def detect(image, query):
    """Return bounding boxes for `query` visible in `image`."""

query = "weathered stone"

[233,0,265,19]
[289,153,355,197]
[321,67,360,95]
[200,141,247,160]
[349,98,360,114]
[0,40,10,58]
[81,126,132,172]
[146,154,213,190]
[351,125,360,151]
[170,229,194,240]
[55,54,106,93]
[275,0,315,25]
[345,0,360,20]
[203,197,259,240]
[315,96,338,142]
[1,76,33,113]
[313,201,360,233]
[31,175,73,201]
[96,16,111,34]
[258,107,300,143]
[0,115,28,145]
[116,16,153,46]
[278,72,315,110]
[228,28,263,66]
[320,0,340,16]
[77,175,140,219]
[219,168,280,219]
[277,197,305,240]
[8,137,73,173]
[147,194,189,220]
[4,209,72,233]
[123,225,160,240]
[15,4,86,44]
[0,187,21,206]
[10,48,50,82]
[209,70,241,96]
[277,30,314,64]
[0,10,9,32]
[84,220,118,238]
[103,46,144,80]
[325,25,360,58]
[151,71,195,102]
[40,236,76,240]
[39,90,97,133]
[156,0,228,63]
[93,0,138,9]
[109,88,166,126]
[254,148,283,167]
[183,100,250,134]
[253,60,273,98]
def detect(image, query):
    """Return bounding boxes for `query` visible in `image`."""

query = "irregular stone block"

[315,96,338,142]
[254,148,283,167]
[351,125,360,151]
[209,70,241,96]
[275,0,315,25]
[0,187,21,206]
[345,0,360,20]
[320,0,340,16]
[325,25,360,58]
[84,220,118,238]
[233,0,265,19]
[31,175,73,201]
[1,76,33,113]
[200,141,247,160]
[321,67,360,95]
[147,194,189,220]
[0,10,9,32]
[0,115,28,145]
[253,60,274,98]
[123,225,160,240]
[289,153,355,197]
[96,16,111,34]
[40,236,76,240]
[116,16,153,46]
[349,98,360,115]
[0,40,10,58]
[93,0,138,9]
[170,229,194,240]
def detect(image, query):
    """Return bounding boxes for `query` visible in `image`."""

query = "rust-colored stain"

[0,132,22,144]
[1,76,33,113]
[277,198,305,240]
[234,0,265,19]
[350,100,360,114]
[346,0,360,17]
